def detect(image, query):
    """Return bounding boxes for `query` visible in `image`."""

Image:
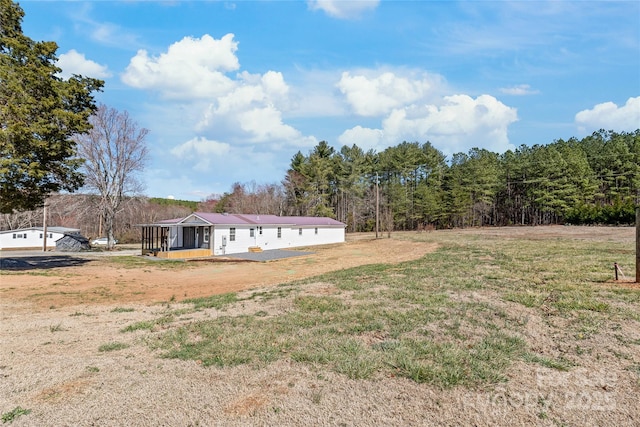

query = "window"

[23,234,27,239]
[250,228,255,238]
[298,228,302,236]
[39,233,43,238]
[203,228,210,243]
[258,226,263,235]
[12,233,16,239]
[315,227,318,235]
[277,227,281,238]
[230,228,236,241]
[49,233,52,238]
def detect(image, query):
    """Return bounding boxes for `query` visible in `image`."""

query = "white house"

[0,227,81,251]
[139,213,346,258]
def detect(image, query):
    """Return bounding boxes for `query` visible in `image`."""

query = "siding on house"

[197,213,346,256]
[0,227,81,250]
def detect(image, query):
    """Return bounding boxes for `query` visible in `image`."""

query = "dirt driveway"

[0,235,437,309]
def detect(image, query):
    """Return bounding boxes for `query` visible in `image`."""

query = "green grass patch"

[523,353,573,371]
[183,292,238,310]
[392,332,526,386]
[0,270,60,277]
[98,342,129,352]
[121,321,155,333]
[504,291,545,308]
[244,286,297,302]
[49,323,64,333]
[105,256,189,269]
[111,307,135,313]
[294,295,344,313]
[69,311,91,317]
[1,406,31,424]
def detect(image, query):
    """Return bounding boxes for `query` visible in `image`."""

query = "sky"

[19,0,640,201]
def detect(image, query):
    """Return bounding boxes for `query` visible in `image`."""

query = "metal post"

[141,226,146,255]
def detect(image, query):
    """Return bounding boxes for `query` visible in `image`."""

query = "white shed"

[139,213,346,258]
[0,227,81,251]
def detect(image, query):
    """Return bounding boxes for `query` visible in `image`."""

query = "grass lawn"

[125,229,639,392]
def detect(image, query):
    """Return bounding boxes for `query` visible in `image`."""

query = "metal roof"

[139,213,345,227]
[0,226,80,234]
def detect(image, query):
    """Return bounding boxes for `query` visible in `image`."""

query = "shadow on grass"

[0,255,91,270]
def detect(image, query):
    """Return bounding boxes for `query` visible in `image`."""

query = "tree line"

[276,130,639,231]
[193,129,638,233]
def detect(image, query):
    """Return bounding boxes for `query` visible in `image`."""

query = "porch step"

[248,246,263,253]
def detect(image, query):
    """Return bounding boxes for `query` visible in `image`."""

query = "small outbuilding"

[139,212,346,259]
[55,234,91,252]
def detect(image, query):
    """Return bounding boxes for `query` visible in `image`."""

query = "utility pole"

[375,173,379,239]
[42,203,48,252]
[636,207,640,283]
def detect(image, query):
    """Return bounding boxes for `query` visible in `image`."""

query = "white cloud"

[337,71,439,116]
[337,126,383,151]
[91,22,124,45]
[339,94,518,155]
[499,84,539,96]
[238,105,302,142]
[195,71,317,149]
[307,0,379,19]
[122,34,240,99]
[56,49,111,79]
[575,97,640,133]
[70,4,141,49]
[171,137,231,171]
[335,69,516,154]
[286,69,348,117]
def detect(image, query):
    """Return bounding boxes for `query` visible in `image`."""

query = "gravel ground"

[225,249,315,262]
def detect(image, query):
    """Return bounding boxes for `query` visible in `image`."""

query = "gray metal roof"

[140,213,346,228]
[0,226,80,235]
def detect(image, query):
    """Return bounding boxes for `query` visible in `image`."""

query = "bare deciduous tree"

[216,181,286,215]
[75,105,149,249]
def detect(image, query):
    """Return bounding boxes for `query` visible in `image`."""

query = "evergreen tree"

[0,0,103,213]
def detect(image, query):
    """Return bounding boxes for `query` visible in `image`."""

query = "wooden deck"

[155,248,212,259]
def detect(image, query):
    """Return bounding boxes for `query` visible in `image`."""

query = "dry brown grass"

[1,226,638,426]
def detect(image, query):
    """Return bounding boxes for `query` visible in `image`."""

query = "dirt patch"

[0,237,436,309]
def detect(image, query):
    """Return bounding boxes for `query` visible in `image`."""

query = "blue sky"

[20,0,640,201]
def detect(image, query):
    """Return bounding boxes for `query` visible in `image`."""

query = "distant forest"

[1,129,638,241]
[273,129,639,231]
